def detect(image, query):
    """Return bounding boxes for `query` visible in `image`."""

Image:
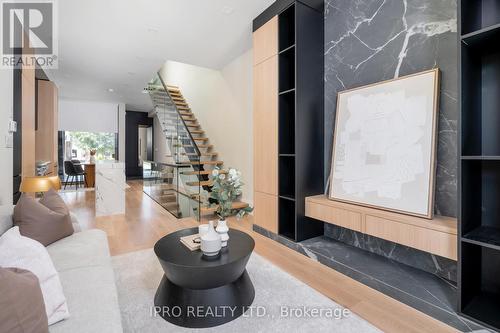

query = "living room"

[0,0,497,332]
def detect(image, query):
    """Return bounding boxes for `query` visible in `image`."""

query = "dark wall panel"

[125,111,153,178]
[324,0,458,217]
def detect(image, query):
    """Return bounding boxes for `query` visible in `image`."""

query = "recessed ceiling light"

[107,88,114,92]
[127,71,136,76]
[221,5,234,15]
[147,27,159,33]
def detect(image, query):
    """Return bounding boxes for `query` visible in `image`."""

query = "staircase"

[144,75,249,220]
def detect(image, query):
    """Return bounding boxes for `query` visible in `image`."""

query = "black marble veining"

[253,225,484,332]
[324,224,457,282]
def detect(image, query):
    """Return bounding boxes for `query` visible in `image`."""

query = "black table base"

[154,270,255,328]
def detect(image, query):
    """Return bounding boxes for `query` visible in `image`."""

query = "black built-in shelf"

[279,155,295,198]
[279,91,295,154]
[255,0,324,242]
[279,46,295,93]
[279,5,295,51]
[461,0,500,35]
[278,197,296,240]
[459,1,500,330]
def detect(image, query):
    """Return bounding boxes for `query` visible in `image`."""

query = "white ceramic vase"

[216,219,229,247]
[201,221,221,256]
[89,155,96,164]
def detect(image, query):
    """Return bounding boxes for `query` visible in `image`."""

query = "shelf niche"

[278,4,295,52]
[461,160,500,247]
[279,46,295,93]
[279,197,295,240]
[461,43,500,156]
[279,91,295,154]
[461,0,500,35]
[461,242,500,329]
[279,155,295,199]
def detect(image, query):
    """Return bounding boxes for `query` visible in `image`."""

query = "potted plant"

[209,167,253,246]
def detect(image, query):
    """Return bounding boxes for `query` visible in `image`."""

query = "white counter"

[95,161,127,216]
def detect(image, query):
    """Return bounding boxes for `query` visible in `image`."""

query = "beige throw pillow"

[0,267,49,333]
[13,191,73,246]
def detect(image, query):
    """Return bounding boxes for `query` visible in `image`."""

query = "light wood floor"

[60,181,458,333]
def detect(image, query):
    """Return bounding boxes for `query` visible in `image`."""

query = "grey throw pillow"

[13,192,74,246]
[0,267,49,333]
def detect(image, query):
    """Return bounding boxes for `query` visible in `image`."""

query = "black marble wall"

[324,224,457,281]
[324,0,458,217]
[323,0,458,281]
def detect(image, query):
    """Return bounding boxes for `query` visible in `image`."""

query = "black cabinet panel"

[462,0,500,35]
[459,2,500,330]
[125,111,153,178]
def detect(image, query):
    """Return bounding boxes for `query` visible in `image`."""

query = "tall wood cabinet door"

[254,191,278,233]
[254,55,278,195]
[21,67,35,178]
[253,16,278,66]
[36,80,59,174]
[52,83,59,174]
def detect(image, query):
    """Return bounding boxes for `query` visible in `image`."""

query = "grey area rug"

[112,249,381,333]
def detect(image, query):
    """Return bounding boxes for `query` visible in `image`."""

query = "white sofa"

[0,206,123,333]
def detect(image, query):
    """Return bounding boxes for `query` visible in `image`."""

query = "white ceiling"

[46,0,274,111]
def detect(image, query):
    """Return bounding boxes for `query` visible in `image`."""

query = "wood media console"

[305,195,457,260]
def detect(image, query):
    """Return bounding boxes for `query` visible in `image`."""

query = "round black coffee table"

[153,227,255,328]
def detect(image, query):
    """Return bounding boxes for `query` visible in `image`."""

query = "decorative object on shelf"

[89,149,96,164]
[329,69,440,219]
[198,224,209,237]
[200,221,221,257]
[216,220,229,247]
[209,167,253,220]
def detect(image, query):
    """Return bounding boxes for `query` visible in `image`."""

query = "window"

[64,131,116,161]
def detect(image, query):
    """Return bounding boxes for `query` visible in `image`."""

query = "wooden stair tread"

[190,130,204,134]
[182,144,213,149]
[193,137,209,141]
[201,202,249,214]
[187,160,223,165]
[181,169,227,176]
[182,152,218,156]
[186,180,213,186]
[187,124,200,128]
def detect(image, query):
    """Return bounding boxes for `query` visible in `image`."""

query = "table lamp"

[20,176,62,195]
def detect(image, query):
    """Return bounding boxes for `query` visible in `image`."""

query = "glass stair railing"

[142,73,211,220]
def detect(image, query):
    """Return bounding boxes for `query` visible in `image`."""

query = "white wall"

[0,69,13,205]
[59,99,119,133]
[158,50,254,204]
